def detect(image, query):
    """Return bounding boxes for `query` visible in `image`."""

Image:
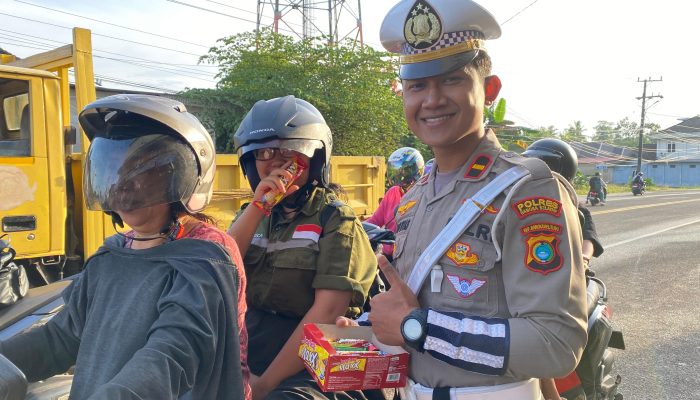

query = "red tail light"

[602,304,613,319]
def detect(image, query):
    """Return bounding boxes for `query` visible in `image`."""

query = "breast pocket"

[438,237,500,317]
[264,247,319,317]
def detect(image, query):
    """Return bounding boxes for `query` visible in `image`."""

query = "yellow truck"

[0,28,385,286]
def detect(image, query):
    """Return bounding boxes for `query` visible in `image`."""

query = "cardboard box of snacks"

[298,323,410,392]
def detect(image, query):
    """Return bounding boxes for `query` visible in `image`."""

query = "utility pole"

[635,77,663,175]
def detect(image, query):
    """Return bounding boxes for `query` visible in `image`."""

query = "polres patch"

[512,197,562,219]
[445,241,479,266]
[446,274,486,298]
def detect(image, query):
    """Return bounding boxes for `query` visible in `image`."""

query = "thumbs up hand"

[368,255,420,345]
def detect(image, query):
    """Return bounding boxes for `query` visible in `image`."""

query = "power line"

[0,12,203,57]
[0,28,218,82]
[502,0,541,25]
[14,0,211,49]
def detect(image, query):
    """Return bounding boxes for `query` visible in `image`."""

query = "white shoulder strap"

[406,165,530,294]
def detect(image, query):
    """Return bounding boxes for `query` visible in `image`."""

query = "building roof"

[571,142,634,164]
[650,116,700,140]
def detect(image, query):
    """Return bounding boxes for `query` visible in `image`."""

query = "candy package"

[253,156,307,215]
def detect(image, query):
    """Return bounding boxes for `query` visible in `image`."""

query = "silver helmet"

[79,94,215,213]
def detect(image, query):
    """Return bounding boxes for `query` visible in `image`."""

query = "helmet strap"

[113,216,184,243]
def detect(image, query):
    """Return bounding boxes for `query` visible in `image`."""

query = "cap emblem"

[404,0,442,49]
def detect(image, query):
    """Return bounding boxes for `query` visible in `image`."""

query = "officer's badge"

[447,274,486,298]
[525,233,563,275]
[445,241,479,266]
[403,0,442,49]
[397,200,417,216]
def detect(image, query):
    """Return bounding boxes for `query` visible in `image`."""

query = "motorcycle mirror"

[0,354,28,400]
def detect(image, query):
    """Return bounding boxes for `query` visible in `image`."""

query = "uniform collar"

[299,186,326,217]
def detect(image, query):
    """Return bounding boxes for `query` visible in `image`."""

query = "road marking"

[606,218,700,249]
[590,198,700,215]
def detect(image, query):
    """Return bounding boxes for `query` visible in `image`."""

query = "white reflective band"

[428,310,506,338]
[424,336,504,369]
[406,166,529,294]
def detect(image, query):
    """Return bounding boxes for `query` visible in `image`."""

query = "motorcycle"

[631,182,645,196]
[556,270,625,400]
[0,236,73,400]
[586,190,602,206]
[361,222,395,311]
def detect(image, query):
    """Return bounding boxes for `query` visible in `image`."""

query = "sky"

[1,0,698,137]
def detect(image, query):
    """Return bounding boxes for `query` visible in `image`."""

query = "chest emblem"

[447,274,486,298]
[397,200,417,216]
[292,224,322,242]
[512,196,562,219]
[445,241,479,266]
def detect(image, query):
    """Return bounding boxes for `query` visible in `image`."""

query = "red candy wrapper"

[253,156,307,215]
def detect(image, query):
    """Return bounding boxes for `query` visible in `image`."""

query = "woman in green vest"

[228,95,377,400]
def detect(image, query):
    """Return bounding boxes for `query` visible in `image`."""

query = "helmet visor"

[84,134,198,212]
[238,139,322,159]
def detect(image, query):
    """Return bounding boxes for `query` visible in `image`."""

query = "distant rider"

[589,172,606,204]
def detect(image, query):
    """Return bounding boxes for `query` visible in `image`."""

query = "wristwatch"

[401,308,428,351]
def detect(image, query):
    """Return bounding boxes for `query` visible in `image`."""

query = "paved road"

[582,190,700,400]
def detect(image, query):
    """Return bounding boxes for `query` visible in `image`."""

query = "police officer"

[227,96,378,400]
[339,1,588,399]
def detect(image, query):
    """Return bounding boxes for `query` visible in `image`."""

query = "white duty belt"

[406,166,529,294]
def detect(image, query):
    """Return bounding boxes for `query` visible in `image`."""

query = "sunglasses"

[253,147,298,161]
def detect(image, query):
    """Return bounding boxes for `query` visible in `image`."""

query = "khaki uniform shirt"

[394,131,587,387]
[238,187,377,318]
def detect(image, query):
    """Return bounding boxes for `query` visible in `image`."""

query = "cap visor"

[400,50,480,80]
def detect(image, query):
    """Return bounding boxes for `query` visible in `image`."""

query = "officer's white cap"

[380,0,501,80]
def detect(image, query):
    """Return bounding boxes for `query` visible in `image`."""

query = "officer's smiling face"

[402,66,486,150]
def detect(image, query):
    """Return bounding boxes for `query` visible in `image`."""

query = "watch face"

[403,318,423,341]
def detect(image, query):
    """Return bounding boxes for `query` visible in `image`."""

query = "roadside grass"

[574,183,699,195]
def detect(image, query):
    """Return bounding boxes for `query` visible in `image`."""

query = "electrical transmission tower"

[256,0,364,45]
[635,77,663,175]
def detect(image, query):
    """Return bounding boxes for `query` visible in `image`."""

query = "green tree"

[181,30,406,156]
[592,120,615,142]
[561,120,587,142]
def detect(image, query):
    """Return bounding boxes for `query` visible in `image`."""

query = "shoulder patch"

[512,196,562,219]
[520,222,563,235]
[521,221,564,275]
[464,154,492,179]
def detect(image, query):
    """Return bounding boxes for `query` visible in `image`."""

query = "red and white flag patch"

[292,224,322,242]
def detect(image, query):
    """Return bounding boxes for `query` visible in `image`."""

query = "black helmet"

[522,138,578,182]
[79,94,216,213]
[234,96,332,191]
